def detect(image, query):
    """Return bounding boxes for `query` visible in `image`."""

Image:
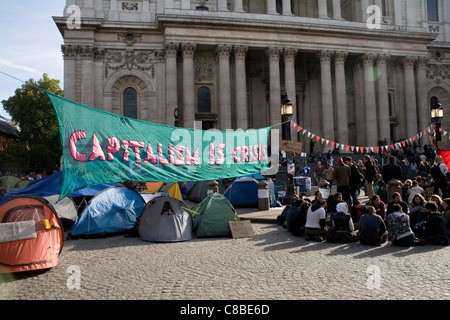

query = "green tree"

[1,74,63,173]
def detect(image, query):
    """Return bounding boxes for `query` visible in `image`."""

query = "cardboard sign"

[229,220,255,239]
[281,140,303,154]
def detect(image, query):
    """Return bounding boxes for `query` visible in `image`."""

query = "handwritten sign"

[281,140,303,154]
[229,220,255,239]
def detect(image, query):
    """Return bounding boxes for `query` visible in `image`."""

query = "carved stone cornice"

[104,49,156,77]
[181,43,197,58]
[266,47,282,61]
[216,44,233,58]
[334,51,348,64]
[234,45,249,59]
[318,50,333,64]
[427,63,450,81]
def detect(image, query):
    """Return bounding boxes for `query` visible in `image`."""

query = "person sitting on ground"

[368,195,386,220]
[358,206,387,246]
[350,199,367,228]
[327,192,343,216]
[386,204,426,247]
[287,199,304,232]
[305,199,328,242]
[326,202,358,243]
[386,192,409,217]
[291,200,311,237]
[442,198,450,237]
[312,190,323,205]
[376,181,388,204]
[408,193,428,234]
[429,194,443,212]
[423,202,449,246]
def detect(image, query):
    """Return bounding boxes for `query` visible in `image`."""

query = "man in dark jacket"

[333,157,351,207]
[382,156,403,183]
[345,157,360,205]
[359,206,387,246]
[423,202,449,245]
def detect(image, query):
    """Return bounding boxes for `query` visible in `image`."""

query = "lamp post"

[174,107,179,127]
[281,94,296,206]
[431,103,444,151]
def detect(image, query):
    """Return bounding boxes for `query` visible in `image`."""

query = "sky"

[0,1,65,119]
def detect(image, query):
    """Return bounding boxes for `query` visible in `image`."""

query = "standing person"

[345,157,360,203]
[363,155,376,199]
[382,156,403,195]
[314,161,325,186]
[386,204,425,247]
[359,206,387,246]
[333,157,351,207]
[423,202,449,246]
[430,156,449,198]
[323,163,334,189]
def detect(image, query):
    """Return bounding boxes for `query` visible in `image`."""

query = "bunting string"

[290,121,446,154]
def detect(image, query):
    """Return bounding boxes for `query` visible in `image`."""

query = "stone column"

[182,43,197,129]
[217,45,233,130]
[360,0,369,22]
[353,60,366,146]
[393,0,403,26]
[403,56,418,139]
[376,54,391,143]
[267,0,277,14]
[165,43,179,126]
[234,45,249,130]
[362,54,378,147]
[332,0,343,20]
[234,0,245,12]
[62,45,77,102]
[284,48,297,139]
[282,0,293,16]
[94,48,105,110]
[218,0,229,11]
[319,50,335,142]
[318,0,329,19]
[334,51,349,145]
[267,47,282,129]
[416,57,429,143]
[81,46,95,108]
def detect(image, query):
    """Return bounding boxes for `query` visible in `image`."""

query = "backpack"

[358,172,365,188]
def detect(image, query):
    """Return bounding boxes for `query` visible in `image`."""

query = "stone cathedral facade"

[54,0,450,150]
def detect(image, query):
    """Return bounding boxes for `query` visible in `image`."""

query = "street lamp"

[281,94,296,206]
[431,103,444,150]
[174,107,179,127]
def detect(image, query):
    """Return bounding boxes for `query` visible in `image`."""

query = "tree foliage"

[1,74,63,173]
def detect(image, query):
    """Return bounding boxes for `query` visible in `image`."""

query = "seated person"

[326,202,358,243]
[350,199,367,227]
[358,206,387,246]
[386,192,409,217]
[305,199,328,241]
[386,204,425,247]
[423,202,449,246]
[408,193,428,236]
[290,200,311,237]
[368,195,386,220]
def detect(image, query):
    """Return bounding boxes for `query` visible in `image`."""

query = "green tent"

[0,176,21,189]
[191,193,239,238]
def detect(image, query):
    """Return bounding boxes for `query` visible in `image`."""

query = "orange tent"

[0,196,64,273]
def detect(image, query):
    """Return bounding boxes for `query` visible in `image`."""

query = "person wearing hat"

[327,202,358,243]
[304,199,328,241]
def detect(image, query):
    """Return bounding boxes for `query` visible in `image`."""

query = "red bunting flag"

[291,122,296,127]
[316,136,320,142]
[297,126,302,133]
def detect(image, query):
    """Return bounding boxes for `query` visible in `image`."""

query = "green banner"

[46,92,271,199]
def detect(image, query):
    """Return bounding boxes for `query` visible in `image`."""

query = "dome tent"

[192,193,239,238]
[0,196,64,273]
[223,177,259,208]
[139,196,193,243]
[70,186,146,238]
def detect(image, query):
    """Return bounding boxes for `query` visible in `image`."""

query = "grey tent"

[139,196,193,242]
[185,180,226,203]
[44,195,78,231]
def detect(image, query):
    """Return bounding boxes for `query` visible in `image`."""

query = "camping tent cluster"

[0,171,274,273]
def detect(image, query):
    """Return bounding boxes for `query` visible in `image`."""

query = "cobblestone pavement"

[1,223,449,301]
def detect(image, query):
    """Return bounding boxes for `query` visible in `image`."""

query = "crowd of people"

[279,151,450,247]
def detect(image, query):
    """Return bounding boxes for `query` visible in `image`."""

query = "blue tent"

[223,177,259,208]
[0,171,117,204]
[70,186,146,237]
